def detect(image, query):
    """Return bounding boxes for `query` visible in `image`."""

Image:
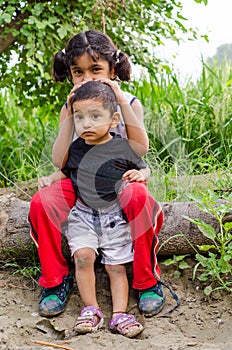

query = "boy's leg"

[106,264,144,337]
[105,264,129,313]
[118,181,165,316]
[29,178,76,316]
[74,248,98,307]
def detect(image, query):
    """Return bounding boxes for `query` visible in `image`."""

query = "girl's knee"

[119,182,148,207]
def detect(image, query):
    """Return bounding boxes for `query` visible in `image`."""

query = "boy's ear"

[111,112,120,128]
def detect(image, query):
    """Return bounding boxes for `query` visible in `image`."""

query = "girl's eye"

[92,67,102,73]
[73,69,82,75]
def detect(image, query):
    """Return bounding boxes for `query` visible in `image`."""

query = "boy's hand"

[38,176,54,190]
[122,169,146,182]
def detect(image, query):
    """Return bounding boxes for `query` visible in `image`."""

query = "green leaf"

[161,258,175,266]
[195,253,208,267]
[197,244,216,251]
[204,285,212,296]
[28,16,36,25]
[198,223,216,241]
[57,27,67,39]
[176,254,190,261]
[32,3,44,16]
[179,261,190,269]
[174,270,181,278]
[2,13,12,23]
[224,222,232,230]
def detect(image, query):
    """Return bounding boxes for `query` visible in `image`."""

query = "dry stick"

[34,340,77,350]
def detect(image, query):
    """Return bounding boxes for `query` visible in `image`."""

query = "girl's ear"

[110,68,117,80]
[111,112,120,128]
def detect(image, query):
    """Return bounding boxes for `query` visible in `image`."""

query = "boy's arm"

[38,170,67,190]
[122,167,150,182]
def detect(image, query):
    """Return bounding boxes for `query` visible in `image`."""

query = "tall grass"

[0,89,58,186]
[1,61,231,201]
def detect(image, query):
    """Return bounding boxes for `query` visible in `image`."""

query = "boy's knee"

[74,249,95,269]
[105,264,126,276]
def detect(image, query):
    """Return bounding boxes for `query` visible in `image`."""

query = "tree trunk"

[1,192,231,262]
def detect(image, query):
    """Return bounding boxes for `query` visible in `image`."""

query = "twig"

[34,340,77,350]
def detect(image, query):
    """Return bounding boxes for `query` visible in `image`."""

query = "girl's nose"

[82,72,94,82]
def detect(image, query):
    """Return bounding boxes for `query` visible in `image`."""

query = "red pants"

[29,178,163,290]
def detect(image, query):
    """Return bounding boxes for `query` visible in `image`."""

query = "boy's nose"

[82,118,92,128]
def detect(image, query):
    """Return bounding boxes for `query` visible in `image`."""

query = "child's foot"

[39,275,73,317]
[74,306,104,334]
[109,313,144,338]
[138,282,165,317]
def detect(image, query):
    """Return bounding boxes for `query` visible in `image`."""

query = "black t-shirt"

[62,134,147,209]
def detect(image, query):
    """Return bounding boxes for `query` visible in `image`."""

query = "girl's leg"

[118,181,165,316]
[29,178,76,288]
[119,181,164,289]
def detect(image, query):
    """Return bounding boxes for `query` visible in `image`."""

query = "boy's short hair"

[71,81,118,115]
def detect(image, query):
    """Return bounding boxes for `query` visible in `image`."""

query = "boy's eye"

[74,114,83,120]
[92,114,99,119]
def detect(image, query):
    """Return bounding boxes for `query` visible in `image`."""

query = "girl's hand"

[96,78,124,102]
[66,82,86,116]
[38,176,54,190]
[122,169,146,182]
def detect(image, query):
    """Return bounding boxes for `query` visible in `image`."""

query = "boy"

[39,81,150,337]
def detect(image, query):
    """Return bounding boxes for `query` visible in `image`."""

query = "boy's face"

[73,99,120,145]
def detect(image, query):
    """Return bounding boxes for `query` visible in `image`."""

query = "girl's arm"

[52,104,74,169]
[119,96,149,157]
[98,79,149,157]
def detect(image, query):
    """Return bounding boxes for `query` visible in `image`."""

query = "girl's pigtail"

[112,51,131,81]
[52,50,70,82]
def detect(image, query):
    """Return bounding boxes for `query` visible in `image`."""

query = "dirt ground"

[0,260,231,350]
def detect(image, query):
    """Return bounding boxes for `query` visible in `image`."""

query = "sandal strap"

[109,313,139,331]
[80,306,103,318]
[74,306,103,329]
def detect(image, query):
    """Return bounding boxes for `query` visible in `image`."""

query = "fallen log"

[1,192,231,262]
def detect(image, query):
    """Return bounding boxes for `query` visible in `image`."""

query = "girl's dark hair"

[71,81,117,116]
[53,30,131,83]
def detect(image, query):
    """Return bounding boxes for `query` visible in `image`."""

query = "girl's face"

[70,53,115,85]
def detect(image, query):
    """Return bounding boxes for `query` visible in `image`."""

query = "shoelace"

[157,280,180,317]
[42,278,69,301]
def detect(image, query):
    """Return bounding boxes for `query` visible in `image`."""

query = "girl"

[29,30,165,322]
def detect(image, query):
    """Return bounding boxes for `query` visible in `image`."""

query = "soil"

[0,260,231,350]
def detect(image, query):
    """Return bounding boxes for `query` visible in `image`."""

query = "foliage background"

[1,0,231,201]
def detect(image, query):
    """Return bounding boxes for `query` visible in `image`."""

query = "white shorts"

[66,200,133,265]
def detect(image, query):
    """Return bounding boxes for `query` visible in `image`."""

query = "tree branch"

[0,10,29,54]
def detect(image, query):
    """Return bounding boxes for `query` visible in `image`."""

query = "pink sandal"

[74,306,104,334]
[109,313,144,338]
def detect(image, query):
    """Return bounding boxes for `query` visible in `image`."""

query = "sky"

[159,0,232,79]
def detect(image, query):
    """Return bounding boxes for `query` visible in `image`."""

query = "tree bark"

[1,192,231,262]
